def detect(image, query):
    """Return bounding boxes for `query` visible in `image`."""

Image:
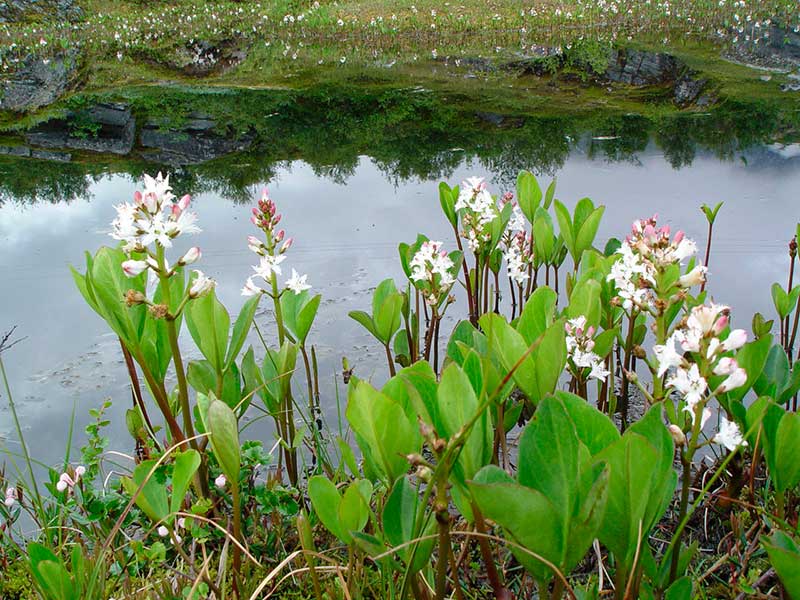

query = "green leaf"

[772,283,791,319]
[439,182,458,228]
[207,400,240,483]
[308,475,347,543]
[185,289,230,373]
[438,364,492,486]
[346,380,421,483]
[383,476,435,572]
[762,531,800,599]
[774,412,800,494]
[567,279,602,328]
[555,391,620,455]
[517,286,557,344]
[170,450,201,518]
[224,295,260,371]
[574,205,605,262]
[339,480,372,539]
[349,310,378,339]
[121,460,168,523]
[470,470,561,582]
[516,171,542,224]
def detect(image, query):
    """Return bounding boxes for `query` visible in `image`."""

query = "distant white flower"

[4,487,17,508]
[241,276,261,297]
[189,270,215,298]
[157,525,169,537]
[285,269,311,294]
[215,474,227,489]
[253,254,286,280]
[714,416,747,451]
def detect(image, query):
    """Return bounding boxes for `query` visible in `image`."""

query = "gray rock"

[139,123,252,166]
[24,102,135,155]
[674,74,708,106]
[0,0,82,23]
[604,49,680,85]
[31,148,71,162]
[0,51,80,112]
[0,144,31,157]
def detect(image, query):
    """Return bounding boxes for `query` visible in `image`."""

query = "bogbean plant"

[2,170,800,600]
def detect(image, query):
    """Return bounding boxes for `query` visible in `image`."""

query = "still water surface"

[1,139,799,468]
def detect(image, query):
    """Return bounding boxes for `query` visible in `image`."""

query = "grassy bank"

[1,0,798,91]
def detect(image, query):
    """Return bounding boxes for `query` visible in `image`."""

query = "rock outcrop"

[0,0,82,23]
[0,51,80,112]
[24,102,135,155]
[139,113,253,165]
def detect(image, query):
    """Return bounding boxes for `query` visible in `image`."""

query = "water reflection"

[1,86,797,205]
[1,105,799,470]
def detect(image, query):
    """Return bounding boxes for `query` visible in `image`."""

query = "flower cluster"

[56,465,85,493]
[503,231,533,286]
[409,240,457,306]
[608,216,703,311]
[455,177,500,252]
[654,302,748,451]
[242,189,311,297]
[111,173,200,253]
[111,173,215,298]
[565,316,610,382]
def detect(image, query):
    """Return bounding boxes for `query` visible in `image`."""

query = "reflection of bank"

[1,85,798,206]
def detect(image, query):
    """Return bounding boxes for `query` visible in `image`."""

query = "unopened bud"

[280,237,293,253]
[790,236,797,258]
[180,247,201,265]
[432,438,446,453]
[274,229,285,244]
[632,345,646,359]
[406,453,425,466]
[415,466,433,483]
[668,424,686,446]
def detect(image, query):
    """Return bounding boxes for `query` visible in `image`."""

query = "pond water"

[1,90,800,470]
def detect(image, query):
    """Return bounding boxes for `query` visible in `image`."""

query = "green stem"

[776,490,786,521]
[669,404,702,584]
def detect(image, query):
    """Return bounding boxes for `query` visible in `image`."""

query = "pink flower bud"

[171,203,182,217]
[133,190,143,205]
[122,259,148,277]
[275,229,285,243]
[180,247,201,265]
[673,230,685,244]
[272,213,282,226]
[712,315,729,335]
[280,237,294,253]
[250,215,259,227]
[178,194,191,211]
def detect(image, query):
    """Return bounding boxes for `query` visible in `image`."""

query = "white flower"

[589,360,610,381]
[285,269,311,294]
[122,259,148,277]
[241,276,261,297]
[653,333,684,377]
[714,416,747,451]
[157,525,169,537]
[667,364,707,412]
[253,254,286,280]
[247,235,263,254]
[508,204,526,233]
[215,474,227,489]
[4,487,17,508]
[687,303,729,337]
[189,270,216,298]
[678,265,707,288]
